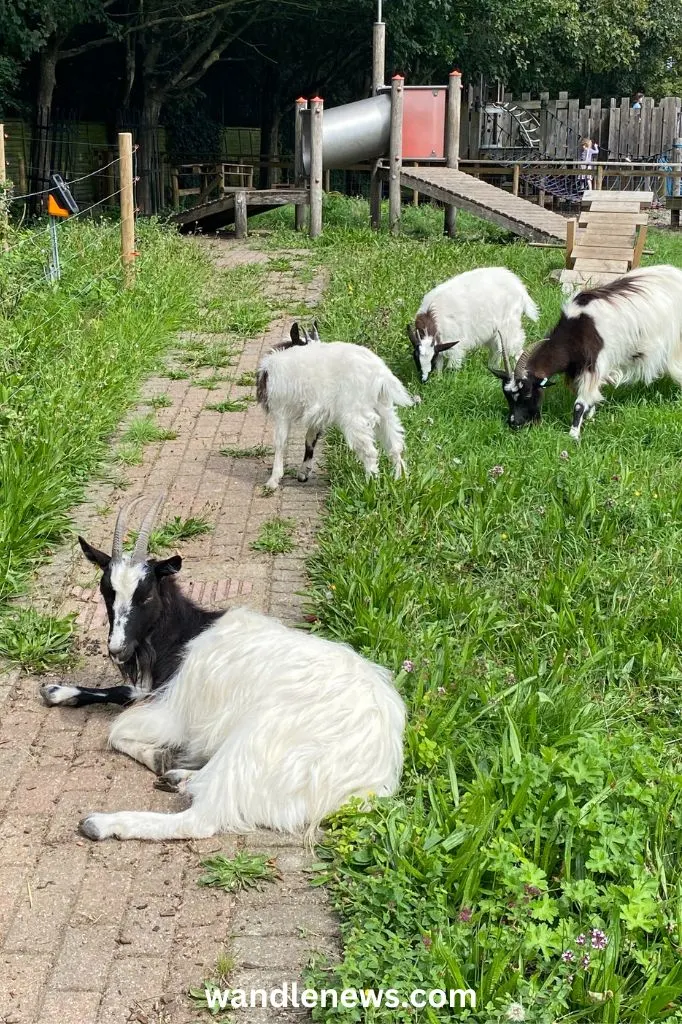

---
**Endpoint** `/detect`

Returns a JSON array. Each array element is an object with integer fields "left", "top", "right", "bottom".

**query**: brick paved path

[{"left": 0, "top": 239, "right": 339, "bottom": 1024}]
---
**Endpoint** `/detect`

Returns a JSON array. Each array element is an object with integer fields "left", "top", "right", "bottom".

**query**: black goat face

[
  {"left": 79, "top": 537, "right": 181, "bottom": 664},
  {"left": 489, "top": 369, "right": 553, "bottom": 429}
]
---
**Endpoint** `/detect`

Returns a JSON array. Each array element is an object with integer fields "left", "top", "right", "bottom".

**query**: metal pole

[
  {"left": 389, "top": 75, "right": 404, "bottom": 236},
  {"left": 372, "top": 21, "right": 386, "bottom": 95},
  {"left": 444, "top": 70, "right": 462, "bottom": 237},
  {"left": 48, "top": 216, "right": 60, "bottom": 282},
  {"left": 309, "top": 97, "right": 324, "bottom": 238},
  {"left": 675, "top": 138, "right": 682, "bottom": 197},
  {"left": 294, "top": 98, "right": 308, "bottom": 232}
]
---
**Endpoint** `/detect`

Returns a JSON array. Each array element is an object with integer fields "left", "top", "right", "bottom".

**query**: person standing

[{"left": 579, "top": 136, "right": 599, "bottom": 190}]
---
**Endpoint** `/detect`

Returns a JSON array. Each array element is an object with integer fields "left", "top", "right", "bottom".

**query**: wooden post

[
  {"left": 234, "top": 191, "right": 247, "bottom": 239},
  {"left": 565, "top": 217, "right": 576, "bottom": 268},
  {"left": 369, "top": 159, "right": 382, "bottom": 230},
  {"left": 538, "top": 187, "right": 545, "bottom": 207},
  {"left": 118, "top": 132, "right": 135, "bottom": 288},
  {"left": 412, "top": 189, "right": 419, "bottom": 206},
  {"left": 389, "top": 75, "right": 404, "bottom": 236},
  {"left": 324, "top": 168, "right": 331, "bottom": 191},
  {"left": 512, "top": 163, "right": 520, "bottom": 196},
  {"left": 0, "top": 124, "right": 7, "bottom": 250},
  {"left": 596, "top": 163, "right": 604, "bottom": 190},
  {"left": 294, "top": 98, "right": 308, "bottom": 232},
  {"left": 444, "top": 70, "right": 462, "bottom": 237},
  {"left": 309, "top": 97, "right": 324, "bottom": 238},
  {"left": 372, "top": 0, "right": 385, "bottom": 94},
  {"left": 171, "top": 169, "right": 179, "bottom": 210}
]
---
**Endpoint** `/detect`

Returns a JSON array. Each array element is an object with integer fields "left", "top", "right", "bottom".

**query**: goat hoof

[
  {"left": 296, "top": 471, "right": 309, "bottom": 483},
  {"left": 79, "top": 814, "right": 106, "bottom": 841},
  {"left": 411, "top": 394, "right": 422, "bottom": 405},
  {"left": 264, "top": 478, "right": 279, "bottom": 491},
  {"left": 40, "top": 683, "right": 79, "bottom": 707},
  {"left": 152, "top": 748, "right": 173, "bottom": 776},
  {"left": 154, "top": 776, "right": 177, "bottom": 792}
]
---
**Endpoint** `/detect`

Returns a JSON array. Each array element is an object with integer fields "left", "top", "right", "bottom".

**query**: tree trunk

[
  {"left": 32, "top": 34, "right": 60, "bottom": 211},
  {"left": 138, "top": 93, "right": 163, "bottom": 214}
]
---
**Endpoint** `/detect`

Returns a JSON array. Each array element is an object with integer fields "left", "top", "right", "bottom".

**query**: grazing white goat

[
  {"left": 490, "top": 265, "right": 682, "bottom": 438},
  {"left": 257, "top": 322, "right": 419, "bottom": 490},
  {"left": 42, "top": 496, "right": 406, "bottom": 841},
  {"left": 408, "top": 266, "right": 539, "bottom": 382}
]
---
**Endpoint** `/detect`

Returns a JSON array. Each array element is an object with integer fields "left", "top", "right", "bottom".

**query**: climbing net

[{"left": 485, "top": 102, "right": 673, "bottom": 206}]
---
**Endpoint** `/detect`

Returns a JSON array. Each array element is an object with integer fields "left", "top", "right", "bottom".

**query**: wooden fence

[{"left": 461, "top": 89, "right": 682, "bottom": 162}]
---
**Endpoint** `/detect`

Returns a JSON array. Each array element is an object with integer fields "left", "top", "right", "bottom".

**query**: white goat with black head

[
  {"left": 408, "top": 266, "right": 539, "bottom": 383},
  {"left": 42, "top": 496, "right": 406, "bottom": 841},
  {"left": 490, "top": 265, "right": 682, "bottom": 438},
  {"left": 257, "top": 322, "right": 419, "bottom": 490}
]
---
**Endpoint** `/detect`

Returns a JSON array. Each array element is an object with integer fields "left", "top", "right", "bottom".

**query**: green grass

[
  {"left": 193, "top": 374, "right": 229, "bottom": 390},
  {"left": 120, "top": 414, "right": 177, "bottom": 444},
  {"left": 250, "top": 518, "right": 296, "bottom": 554},
  {"left": 0, "top": 608, "right": 76, "bottom": 671},
  {"left": 221, "top": 444, "right": 273, "bottom": 459},
  {"left": 235, "top": 370, "right": 257, "bottom": 387},
  {"left": 147, "top": 393, "right": 172, "bottom": 409},
  {"left": 198, "top": 852, "right": 280, "bottom": 892},
  {"left": 181, "top": 340, "right": 235, "bottom": 371},
  {"left": 206, "top": 397, "right": 252, "bottom": 413},
  {"left": 197, "top": 263, "right": 272, "bottom": 335},
  {"left": 247, "top": 198, "right": 682, "bottom": 1021},
  {"left": 0, "top": 219, "right": 208, "bottom": 608},
  {"left": 126, "top": 515, "right": 212, "bottom": 555},
  {"left": 162, "top": 367, "right": 190, "bottom": 380}
]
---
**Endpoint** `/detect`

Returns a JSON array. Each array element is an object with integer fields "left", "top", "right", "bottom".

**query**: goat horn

[
  {"left": 514, "top": 350, "right": 530, "bottom": 381},
  {"left": 497, "top": 332, "right": 513, "bottom": 379},
  {"left": 131, "top": 492, "right": 167, "bottom": 563},
  {"left": 111, "top": 496, "right": 144, "bottom": 560}
]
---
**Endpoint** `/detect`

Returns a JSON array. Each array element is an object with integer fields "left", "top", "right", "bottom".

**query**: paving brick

[
  {"left": 51, "top": 924, "right": 120, "bottom": 990},
  {"left": 0, "top": 865, "right": 30, "bottom": 945},
  {"left": 0, "top": 812, "right": 50, "bottom": 867},
  {"left": 0, "top": 953, "right": 52, "bottom": 1021},
  {"left": 96, "top": 956, "right": 169, "bottom": 1024},
  {"left": 4, "top": 846, "right": 88, "bottom": 953},
  {"left": 231, "top": 899, "right": 339, "bottom": 938},
  {"left": 39, "top": 989, "right": 103, "bottom": 1024}
]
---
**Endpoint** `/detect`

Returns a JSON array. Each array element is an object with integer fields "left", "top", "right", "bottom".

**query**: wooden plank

[
  {"left": 590, "top": 98, "right": 602, "bottom": 150},
  {"left": 578, "top": 212, "right": 648, "bottom": 226},
  {"left": 618, "top": 101, "right": 630, "bottom": 161},
  {"left": 577, "top": 231, "right": 636, "bottom": 245},
  {"left": 607, "top": 104, "right": 620, "bottom": 160},
  {"left": 566, "top": 217, "right": 576, "bottom": 267},
  {"left": 640, "top": 96, "right": 653, "bottom": 156},
  {"left": 573, "top": 258, "right": 630, "bottom": 272},
  {"left": 568, "top": 98, "right": 580, "bottom": 157},
  {"left": 571, "top": 245, "right": 634, "bottom": 260},
  {"left": 582, "top": 189, "right": 653, "bottom": 204},
  {"left": 587, "top": 201, "right": 647, "bottom": 213},
  {"left": 559, "top": 269, "right": 622, "bottom": 284},
  {"left": 661, "top": 96, "right": 675, "bottom": 155},
  {"left": 650, "top": 103, "right": 663, "bottom": 157}
]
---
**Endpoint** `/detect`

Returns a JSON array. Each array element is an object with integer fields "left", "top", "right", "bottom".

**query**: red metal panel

[{"left": 402, "top": 87, "right": 446, "bottom": 160}]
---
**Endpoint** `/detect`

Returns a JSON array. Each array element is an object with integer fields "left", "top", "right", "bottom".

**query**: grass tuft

[
  {"left": 0, "top": 608, "right": 76, "bottom": 671},
  {"left": 126, "top": 516, "right": 212, "bottom": 555},
  {"left": 198, "top": 852, "right": 280, "bottom": 892},
  {"left": 221, "top": 444, "right": 273, "bottom": 459},
  {"left": 206, "top": 397, "right": 252, "bottom": 413},
  {"left": 120, "top": 414, "right": 177, "bottom": 444},
  {"left": 250, "top": 518, "right": 296, "bottom": 554}
]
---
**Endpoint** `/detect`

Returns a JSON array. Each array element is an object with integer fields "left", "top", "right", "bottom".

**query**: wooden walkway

[
  {"left": 400, "top": 166, "right": 567, "bottom": 242},
  {"left": 559, "top": 190, "right": 652, "bottom": 290},
  {"left": 171, "top": 187, "right": 308, "bottom": 235}
]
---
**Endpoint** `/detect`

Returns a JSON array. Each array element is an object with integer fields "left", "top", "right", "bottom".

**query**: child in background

[{"left": 579, "top": 137, "right": 599, "bottom": 190}]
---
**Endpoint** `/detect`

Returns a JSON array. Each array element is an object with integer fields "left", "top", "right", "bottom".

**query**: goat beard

[{"left": 113, "top": 638, "right": 156, "bottom": 687}]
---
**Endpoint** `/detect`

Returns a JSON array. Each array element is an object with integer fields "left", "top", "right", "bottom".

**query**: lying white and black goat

[
  {"left": 408, "top": 266, "right": 539, "bottom": 383},
  {"left": 42, "top": 496, "right": 406, "bottom": 841},
  {"left": 257, "top": 322, "right": 419, "bottom": 490},
  {"left": 490, "top": 265, "right": 682, "bottom": 438}
]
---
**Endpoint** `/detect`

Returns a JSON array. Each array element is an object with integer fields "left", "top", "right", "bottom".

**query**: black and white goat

[
  {"left": 41, "top": 496, "right": 406, "bottom": 841},
  {"left": 408, "top": 266, "right": 539, "bottom": 383},
  {"left": 490, "top": 265, "right": 682, "bottom": 438},
  {"left": 257, "top": 322, "right": 418, "bottom": 490}
]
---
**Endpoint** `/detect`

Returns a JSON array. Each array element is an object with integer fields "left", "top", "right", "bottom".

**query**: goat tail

[
  {"left": 523, "top": 291, "right": 540, "bottom": 322},
  {"left": 378, "top": 370, "right": 415, "bottom": 408}
]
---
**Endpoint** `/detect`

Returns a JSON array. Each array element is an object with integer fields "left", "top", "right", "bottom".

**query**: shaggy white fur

[
  {"left": 79, "top": 607, "right": 406, "bottom": 841},
  {"left": 412, "top": 266, "right": 539, "bottom": 382},
  {"left": 258, "top": 341, "right": 418, "bottom": 490}
]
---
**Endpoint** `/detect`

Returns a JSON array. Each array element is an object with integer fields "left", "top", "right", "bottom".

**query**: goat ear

[
  {"left": 435, "top": 341, "right": 458, "bottom": 353},
  {"left": 406, "top": 323, "right": 418, "bottom": 348},
  {"left": 78, "top": 536, "right": 111, "bottom": 570},
  {"left": 487, "top": 366, "right": 510, "bottom": 381},
  {"left": 290, "top": 323, "right": 301, "bottom": 345},
  {"left": 154, "top": 555, "right": 182, "bottom": 577}
]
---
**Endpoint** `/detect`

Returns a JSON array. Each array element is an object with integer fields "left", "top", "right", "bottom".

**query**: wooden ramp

[
  {"left": 400, "top": 166, "right": 567, "bottom": 242},
  {"left": 171, "top": 187, "right": 308, "bottom": 234},
  {"left": 558, "top": 190, "right": 652, "bottom": 291}
]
